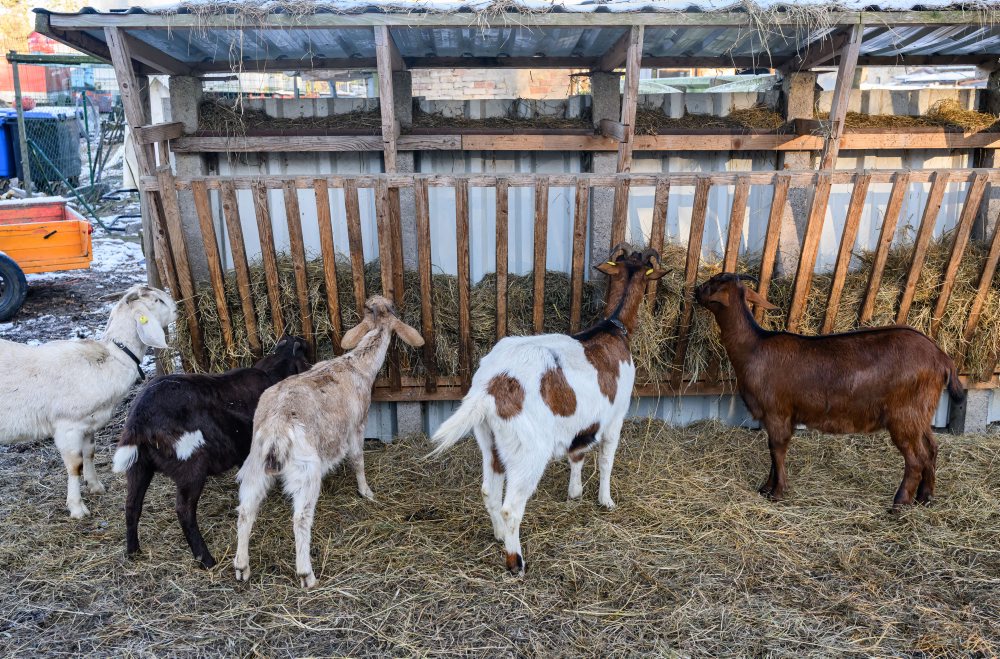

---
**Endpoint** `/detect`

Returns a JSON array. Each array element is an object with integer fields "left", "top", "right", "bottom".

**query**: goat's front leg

[
  {"left": 234, "top": 470, "right": 272, "bottom": 582},
  {"left": 597, "top": 418, "right": 624, "bottom": 509},
  {"left": 474, "top": 423, "right": 505, "bottom": 541},
  {"left": 761, "top": 417, "right": 791, "bottom": 500},
  {"left": 349, "top": 429, "right": 374, "bottom": 501},
  {"left": 54, "top": 427, "right": 88, "bottom": 518},
  {"left": 289, "top": 466, "right": 322, "bottom": 588},
  {"left": 81, "top": 434, "right": 105, "bottom": 494},
  {"left": 176, "top": 478, "right": 215, "bottom": 568}
]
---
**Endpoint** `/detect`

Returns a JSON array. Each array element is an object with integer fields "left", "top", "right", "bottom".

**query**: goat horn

[
  {"left": 607, "top": 242, "right": 631, "bottom": 262},
  {"left": 736, "top": 273, "right": 759, "bottom": 285},
  {"left": 641, "top": 247, "right": 661, "bottom": 265}
]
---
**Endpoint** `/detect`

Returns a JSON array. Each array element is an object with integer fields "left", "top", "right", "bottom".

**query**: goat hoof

[
  {"left": 358, "top": 487, "right": 375, "bottom": 501},
  {"left": 68, "top": 504, "right": 90, "bottom": 519},
  {"left": 567, "top": 488, "right": 583, "bottom": 501},
  {"left": 299, "top": 572, "right": 317, "bottom": 589},
  {"left": 234, "top": 564, "right": 250, "bottom": 582},
  {"left": 599, "top": 498, "right": 616, "bottom": 510},
  {"left": 87, "top": 481, "right": 106, "bottom": 495},
  {"left": 199, "top": 555, "right": 217, "bottom": 570},
  {"left": 505, "top": 553, "right": 525, "bottom": 577}
]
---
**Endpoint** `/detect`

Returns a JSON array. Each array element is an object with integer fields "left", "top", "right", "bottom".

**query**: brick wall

[{"left": 411, "top": 68, "right": 585, "bottom": 100}]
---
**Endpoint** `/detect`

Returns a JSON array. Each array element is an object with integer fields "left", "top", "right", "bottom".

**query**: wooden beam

[
  {"left": 599, "top": 119, "right": 626, "bottom": 142},
  {"left": 596, "top": 28, "right": 632, "bottom": 72},
  {"left": 495, "top": 179, "right": 510, "bottom": 341},
  {"left": 819, "top": 23, "right": 863, "bottom": 170},
  {"left": 858, "top": 172, "right": 910, "bottom": 324},
  {"left": 617, "top": 25, "right": 643, "bottom": 174},
  {"left": 134, "top": 122, "right": 184, "bottom": 145},
  {"left": 781, "top": 29, "right": 850, "bottom": 74},
  {"left": 821, "top": 173, "right": 870, "bottom": 333},
  {"left": 172, "top": 135, "right": 458, "bottom": 153},
  {"left": 671, "top": 178, "right": 711, "bottom": 388},
  {"left": 374, "top": 25, "right": 400, "bottom": 173},
  {"left": 896, "top": 171, "right": 949, "bottom": 323},
  {"left": 755, "top": 175, "right": 789, "bottom": 320},
  {"left": 787, "top": 174, "right": 833, "bottom": 331},
  {"left": 121, "top": 31, "right": 193, "bottom": 75},
  {"left": 104, "top": 26, "right": 152, "bottom": 173}
]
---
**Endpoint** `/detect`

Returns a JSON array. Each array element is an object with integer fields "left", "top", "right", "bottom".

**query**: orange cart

[{"left": 0, "top": 196, "right": 92, "bottom": 321}]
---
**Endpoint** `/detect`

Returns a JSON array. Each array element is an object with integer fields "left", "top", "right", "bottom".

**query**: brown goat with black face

[
  {"left": 695, "top": 273, "right": 965, "bottom": 509},
  {"left": 114, "top": 335, "right": 312, "bottom": 568}
]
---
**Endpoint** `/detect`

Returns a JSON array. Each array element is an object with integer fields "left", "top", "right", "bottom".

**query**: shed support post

[
  {"left": 10, "top": 56, "right": 33, "bottom": 196},
  {"left": 168, "top": 75, "right": 208, "bottom": 281},
  {"left": 776, "top": 72, "right": 817, "bottom": 275},
  {"left": 975, "top": 68, "right": 1000, "bottom": 241},
  {"left": 589, "top": 72, "right": 622, "bottom": 272}
]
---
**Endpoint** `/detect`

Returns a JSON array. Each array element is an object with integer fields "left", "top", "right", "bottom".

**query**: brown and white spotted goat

[
  {"left": 695, "top": 272, "right": 966, "bottom": 509},
  {"left": 429, "top": 245, "right": 668, "bottom": 575},
  {"left": 234, "top": 297, "right": 424, "bottom": 588}
]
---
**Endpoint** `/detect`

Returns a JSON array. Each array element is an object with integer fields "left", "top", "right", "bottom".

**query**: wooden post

[
  {"left": 191, "top": 180, "right": 235, "bottom": 365},
  {"left": 897, "top": 171, "right": 949, "bottom": 323},
  {"left": 283, "top": 182, "right": 314, "bottom": 355},
  {"left": 533, "top": 177, "right": 550, "bottom": 334},
  {"left": 610, "top": 26, "right": 643, "bottom": 246},
  {"left": 819, "top": 24, "right": 863, "bottom": 171},
  {"left": 646, "top": 179, "right": 669, "bottom": 303},
  {"left": 343, "top": 180, "right": 367, "bottom": 318},
  {"left": 671, "top": 178, "right": 711, "bottom": 388},
  {"left": 250, "top": 182, "right": 284, "bottom": 336},
  {"left": 220, "top": 181, "right": 261, "bottom": 357},
  {"left": 570, "top": 180, "right": 590, "bottom": 333},
  {"left": 455, "top": 180, "right": 472, "bottom": 390},
  {"left": 313, "top": 179, "right": 343, "bottom": 353},
  {"left": 9, "top": 56, "right": 32, "bottom": 195},
  {"left": 374, "top": 26, "right": 401, "bottom": 174},
  {"left": 495, "top": 179, "right": 510, "bottom": 340},
  {"left": 414, "top": 179, "right": 438, "bottom": 393},
  {"left": 822, "top": 173, "right": 870, "bottom": 332},
  {"left": 786, "top": 174, "right": 832, "bottom": 332},
  {"left": 756, "top": 175, "right": 789, "bottom": 320},
  {"left": 859, "top": 172, "right": 910, "bottom": 324}
]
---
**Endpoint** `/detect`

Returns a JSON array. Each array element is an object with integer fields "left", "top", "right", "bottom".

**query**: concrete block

[
  {"left": 684, "top": 93, "right": 713, "bottom": 116},
  {"left": 948, "top": 388, "right": 994, "bottom": 434},
  {"left": 396, "top": 402, "right": 423, "bottom": 438},
  {"left": 590, "top": 72, "right": 622, "bottom": 127}
]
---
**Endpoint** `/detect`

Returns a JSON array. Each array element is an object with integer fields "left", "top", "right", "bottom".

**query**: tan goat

[{"left": 233, "top": 296, "right": 423, "bottom": 588}]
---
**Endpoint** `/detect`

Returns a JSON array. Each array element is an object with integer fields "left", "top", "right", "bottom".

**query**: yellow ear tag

[
  {"left": 645, "top": 268, "right": 655, "bottom": 275},
  {"left": 606, "top": 261, "right": 617, "bottom": 266},
  {"left": 139, "top": 315, "right": 149, "bottom": 325}
]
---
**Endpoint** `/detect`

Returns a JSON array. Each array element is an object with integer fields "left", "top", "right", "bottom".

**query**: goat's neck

[
  {"left": 100, "top": 307, "right": 146, "bottom": 357},
  {"left": 607, "top": 272, "right": 648, "bottom": 334},
  {"left": 336, "top": 325, "right": 392, "bottom": 383},
  {"left": 712, "top": 298, "right": 763, "bottom": 373}
]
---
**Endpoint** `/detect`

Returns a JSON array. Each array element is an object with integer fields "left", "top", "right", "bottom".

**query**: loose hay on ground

[{"left": 1, "top": 415, "right": 998, "bottom": 656}]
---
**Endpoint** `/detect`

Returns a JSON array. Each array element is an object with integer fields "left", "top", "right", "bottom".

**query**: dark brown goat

[
  {"left": 695, "top": 273, "right": 965, "bottom": 508},
  {"left": 113, "top": 336, "right": 311, "bottom": 568}
]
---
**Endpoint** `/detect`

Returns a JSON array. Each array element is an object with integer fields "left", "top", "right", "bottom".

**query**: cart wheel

[{"left": 0, "top": 252, "right": 28, "bottom": 322}]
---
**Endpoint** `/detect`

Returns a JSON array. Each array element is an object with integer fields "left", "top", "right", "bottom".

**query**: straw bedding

[
  {"left": 823, "top": 100, "right": 1000, "bottom": 132},
  {"left": 1, "top": 414, "right": 998, "bottom": 655},
  {"left": 174, "top": 232, "right": 1000, "bottom": 383},
  {"left": 635, "top": 105, "right": 787, "bottom": 135}
]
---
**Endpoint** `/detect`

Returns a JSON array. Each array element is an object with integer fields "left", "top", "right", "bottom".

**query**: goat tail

[
  {"left": 238, "top": 422, "right": 294, "bottom": 484},
  {"left": 426, "top": 392, "right": 488, "bottom": 459},
  {"left": 946, "top": 359, "right": 966, "bottom": 404},
  {"left": 112, "top": 427, "right": 143, "bottom": 473}
]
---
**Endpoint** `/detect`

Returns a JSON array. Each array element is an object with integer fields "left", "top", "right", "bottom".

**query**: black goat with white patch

[{"left": 113, "top": 336, "right": 311, "bottom": 568}]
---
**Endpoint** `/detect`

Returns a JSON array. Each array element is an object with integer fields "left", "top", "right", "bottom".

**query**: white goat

[
  {"left": 234, "top": 296, "right": 423, "bottom": 588},
  {"left": 428, "top": 246, "right": 666, "bottom": 575},
  {"left": 0, "top": 284, "right": 176, "bottom": 517}
]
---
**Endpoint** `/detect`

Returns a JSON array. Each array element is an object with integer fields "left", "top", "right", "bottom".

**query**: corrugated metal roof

[{"left": 34, "top": 1, "right": 1000, "bottom": 74}]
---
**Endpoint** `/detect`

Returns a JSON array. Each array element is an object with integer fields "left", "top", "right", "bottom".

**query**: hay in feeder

[
  {"left": 822, "top": 100, "right": 1000, "bottom": 132},
  {"left": 198, "top": 99, "right": 383, "bottom": 134},
  {"left": 635, "top": 105, "right": 786, "bottom": 135},
  {"left": 1, "top": 415, "right": 998, "bottom": 655},
  {"left": 412, "top": 102, "right": 591, "bottom": 131}
]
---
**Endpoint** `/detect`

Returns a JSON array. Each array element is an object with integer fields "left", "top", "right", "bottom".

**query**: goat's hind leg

[
  {"left": 348, "top": 429, "right": 374, "bottom": 501},
  {"left": 82, "top": 434, "right": 105, "bottom": 494},
  {"left": 916, "top": 429, "right": 938, "bottom": 506},
  {"left": 474, "top": 423, "right": 505, "bottom": 542},
  {"left": 500, "top": 459, "right": 547, "bottom": 576},
  {"left": 889, "top": 425, "right": 927, "bottom": 510},
  {"left": 125, "top": 458, "right": 154, "bottom": 556},
  {"left": 597, "top": 418, "right": 625, "bottom": 509},
  {"left": 54, "top": 427, "right": 88, "bottom": 518},
  {"left": 234, "top": 469, "right": 273, "bottom": 582},
  {"left": 760, "top": 417, "right": 791, "bottom": 500},
  {"left": 176, "top": 477, "right": 215, "bottom": 568},
  {"left": 287, "top": 464, "right": 322, "bottom": 588}
]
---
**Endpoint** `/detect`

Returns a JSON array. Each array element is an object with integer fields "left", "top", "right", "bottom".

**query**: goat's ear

[
  {"left": 392, "top": 318, "right": 425, "bottom": 348},
  {"left": 644, "top": 267, "right": 669, "bottom": 281},
  {"left": 341, "top": 317, "right": 373, "bottom": 350},
  {"left": 744, "top": 286, "right": 777, "bottom": 310},
  {"left": 135, "top": 306, "right": 168, "bottom": 349},
  {"left": 594, "top": 261, "right": 621, "bottom": 276}
]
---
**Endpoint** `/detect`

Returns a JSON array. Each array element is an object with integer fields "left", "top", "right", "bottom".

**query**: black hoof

[
  {"left": 505, "top": 552, "right": 524, "bottom": 576},
  {"left": 199, "top": 554, "right": 217, "bottom": 569}
]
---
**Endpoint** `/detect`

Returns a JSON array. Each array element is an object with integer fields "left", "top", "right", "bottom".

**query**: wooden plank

[
  {"left": 931, "top": 172, "right": 988, "bottom": 337},
  {"left": 821, "top": 173, "right": 870, "bottom": 333},
  {"left": 374, "top": 25, "right": 399, "bottom": 173},
  {"left": 533, "top": 177, "right": 550, "bottom": 334},
  {"left": 414, "top": 179, "right": 438, "bottom": 393},
  {"left": 755, "top": 175, "right": 790, "bottom": 320},
  {"left": 343, "top": 179, "right": 367, "bottom": 318},
  {"left": 787, "top": 174, "right": 833, "bottom": 332},
  {"left": 219, "top": 181, "right": 260, "bottom": 356},
  {"left": 858, "top": 172, "right": 911, "bottom": 324},
  {"left": 191, "top": 180, "right": 235, "bottom": 364},
  {"left": 495, "top": 178, "right": 509, "bottom": 341},
  {"left": 374, "top": 179, "right": 400, "bottom": 391},
  {"left": 120, "top": 30, "right": 192, "bottom": 75},
  {"left": 599, "top": 118, "right": 626, "bottom": 142},
  {"left": 963, "top": 207, "right": 1000, "bottom": 346},
  {"left": 389, "top": 187, "right": 405, "bottom": 306},
  {"left": 134, "top": 121, "right": 184, "bottom": 145},
  {"left": 283, "top": 181, "right": 314, "bottom": 353},
  {"left": 611, "top": 178, "right": 630, "bottom": 247},
  {"left": 671, "top": 178, "right": 711, "bottom": 388},
  {"left": 103, "top": 27, "right": 152, "bottom": 172},
  {"left": 250, "top": 181, "right": 284, "bottom": 336},
  {"left": 455, "top": 180, "right": 473, "bottom": 390},
  {"left": 617, "top": 26, "right": 643, "bottom": 174},
  {"left": 819, "top": 23, "right": 863, "bottom": 170},
  {"left": 646, "top": 179, "right": 670, "bottom": 303},
  {"left": 722, "top": 178, "right": 749, "bottom": 272},
  {"left": 781, "top": 28, "right": 851, "bottom": 73},
  {"left": 897, "top": 171, "right": 949, "bottom": 323},
  {"left": 155, "top": 167, "right": 205, "bottom": 368},
  {"left": 172, "top": 135, "right": 460, "bottom": 153},
  {"left": 313, "top": 179, "right": 343, "bottom": 354},
  {"left": 570, "top": 180, "right": 590, "bottom": 333},
  {"left": 156, "top": 140, "right": 169, "bottom": 167},
  {"left": 596, "top": 27, "right": 632, "bottom": 71}
]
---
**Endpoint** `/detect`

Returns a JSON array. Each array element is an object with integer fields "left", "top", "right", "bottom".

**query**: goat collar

[
  {"left": 609, "top": 317, "right": 628, "bottom": 337},
  {"left": 113, "top": 340, "right": 146, "bottom": 381}
]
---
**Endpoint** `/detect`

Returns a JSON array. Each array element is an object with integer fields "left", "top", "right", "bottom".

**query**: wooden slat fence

[{"left": 144, "top": 168, "right": 1000, "bottom": 400}]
